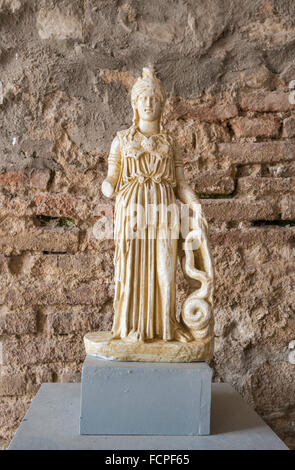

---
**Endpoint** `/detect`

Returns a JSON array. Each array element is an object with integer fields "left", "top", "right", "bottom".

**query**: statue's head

[{"left": 131, "top": 66, "right": 166, "bottom": 128}]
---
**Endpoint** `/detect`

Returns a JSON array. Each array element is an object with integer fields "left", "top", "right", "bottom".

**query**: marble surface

[
  {"left": 95, "top": 66, "right": 214, "bottom": 361},
  {"left": 84, "top": 332, "right": 213, "bottom": 362}
]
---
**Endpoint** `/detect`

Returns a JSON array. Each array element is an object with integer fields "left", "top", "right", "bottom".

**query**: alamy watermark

[{"left": 93, "top": 202, "right": 202, "bottom": 250}]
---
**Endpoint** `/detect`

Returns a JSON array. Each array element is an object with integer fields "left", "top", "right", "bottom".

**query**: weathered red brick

[
  {"left": 47, "top": 305, "right": 111, "bottom": 335},
  {"left": 0, "top": 168, "right": 51, "bottom": 194},
  {"left": 250, "top": 362, "right": 295, "bottom": 413},
  {"left": 0, "top": 366, "right": 54, "bottom": 397},
  {"left": 9, "top": 252, "right": 113, "bottom": 285},
  {"left": 80, "top": 229, "right": 116, "bottom": 252},
  {"left": 202, "top": 198, "right": 279, "bottom": 221},
  {"left": 0, "top": 373, "right": 27, "bottom": 397},
  {"left": 218, "top": 142, "right": 295, "bottom": 164},
  {"left": 0, "top": 437, "right": 10, "bottom": 449},
  {"left": 29, "top": 169, "right": 51, "bottom": 190},
  {"left": 0, "top": 170, "right": 27, "bottom": 191},
  {"left": 0, "top": 255, "right": 9, "bottom": 274},
  {"left": 0, "top": 308, "right": 37, "bottom": 335},
  {"left": 33, "top": 193, "right": 90, "bottom": 219},
  {"left": 172, "top": 102, "right": 238, "bottom": 121},
  {"left": 26, "top": 367, "right": 54, "bottom": 395},
  {"left": 241, "top": 65, "right": 276, "bottom": 90},
  {"left": 0, "top": 194, "right": 29, "bottom": 217},
  {"left": 47, "top": 311, "right": 93, "bottom": 335},
  {"left": 51, "top": 167, "right": 104, "bottom": 196},
  {"left": 210, "top": 226, "right": 295, "bottom": 248},
  {"left": 265, "top": 408, "right": 295, "bottom": 451},
  {"left": 282, "top": 116, "right": 295, "bottom": 138},
  {"left": 0, "top": 227, "right": 79, "bottom": 255},
  {"left": 267, "top": 162, "right": 295, "bottom": 178},
  {"left": 194, "top": 170, "right": 235, "bottom": 195},
  {"left": 2, "top": 335, "right": 85, "bottom": 365},
  {"left": 56, "top": 252, "right": 107, "bottom": 273},
  {"left": 240, "top": 91, "right": 292, "bottom": 112},
  {"left": 3, "top": 282, "right": 65, "bottom": 306},
  {"left": 3, "top": 280, "right": 111, "bottom": 307},
  {"left": 65, "top": 282, "right": 111, "bottom": 305},
  {"left": 280, "top": 63, "right": 295, "bottom": 86},
  {"left": 237, "top": 164, "right": 263, "bottom": 177},
  {"left": 0, "top": 398, "right": 31, "bottom": 428},
  {"left": 231, "top": 116, "right": 281, "bottom": 138},
  {"left": 237, "top": 177, "right": 293, "bottom": 197},
  {"left": 281, "top": 197, "right": 295, "bottom": 220}
]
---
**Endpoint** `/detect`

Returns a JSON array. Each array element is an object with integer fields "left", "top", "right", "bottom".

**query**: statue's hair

[{"left": 130, "top": 67, "right": 166, "bottom": 130}]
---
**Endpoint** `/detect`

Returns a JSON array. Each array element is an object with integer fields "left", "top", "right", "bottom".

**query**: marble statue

[{"left": 84, "top": 67, "right": 214, "bottom": 362}]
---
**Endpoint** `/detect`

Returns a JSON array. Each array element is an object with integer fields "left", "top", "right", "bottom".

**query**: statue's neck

[{"left": 138, "top": 119, "right": 160, "bottom": 136}]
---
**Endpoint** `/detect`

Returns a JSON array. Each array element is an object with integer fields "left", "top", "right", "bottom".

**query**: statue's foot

[
  {"left": 174, "top": 326, "right": 194, "bottom": 343},
  {"left": 111, "top": 330, "right": 143, "bottom": 342},
  {"left": 112, "top": 329, "right": 194, "bottom": 343},
  {"left": 111, "top": 332, "right": 120, "bottom": 340},
  {"left": 124, "top": 330, "right": 145, "bottom": 343}
]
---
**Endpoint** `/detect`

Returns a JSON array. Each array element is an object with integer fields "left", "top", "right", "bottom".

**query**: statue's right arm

[{"left": 101, "top": 136, "right": 121, "bottom": 198}]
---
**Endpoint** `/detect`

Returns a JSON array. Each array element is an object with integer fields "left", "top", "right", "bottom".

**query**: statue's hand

[{"left": 102, "top": 178, "right": 115, "bottom": 198}]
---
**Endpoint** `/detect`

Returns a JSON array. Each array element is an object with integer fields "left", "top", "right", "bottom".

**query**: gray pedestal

[
  {"left": 80, "top": 356, "right": 212, "bottom": 436},
  {"left": 8, "top": 383, "right": 288, "bottom": 450}
]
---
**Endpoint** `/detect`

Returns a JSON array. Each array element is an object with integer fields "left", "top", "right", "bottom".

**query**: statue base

[
  {"left": 80, "top": 355, "right": 212, "bottom": 435},
  {"left": 84, "top": 331, "right": 213, "bottom": 362}
]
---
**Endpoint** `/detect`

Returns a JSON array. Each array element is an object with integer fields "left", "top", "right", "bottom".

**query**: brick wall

[
  {"left": 0, "top": 0, "right": 295, "bottom": 450},
  {"left": 168, "top": 89, "right": 295, "bottom": 448}
]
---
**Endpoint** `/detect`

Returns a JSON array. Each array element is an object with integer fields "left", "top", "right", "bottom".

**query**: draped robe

[{"left": 112, "top": 127, "right": 183, "bottom": 341}]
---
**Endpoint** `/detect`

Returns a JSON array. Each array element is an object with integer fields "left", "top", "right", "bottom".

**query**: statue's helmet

[{"left": 131, "top": 67, "right": 166, "bottom": 126}]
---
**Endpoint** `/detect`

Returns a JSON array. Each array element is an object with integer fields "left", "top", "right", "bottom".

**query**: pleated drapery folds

[{"left": 112, "top": 127, "right": 183, "bottom": 341}]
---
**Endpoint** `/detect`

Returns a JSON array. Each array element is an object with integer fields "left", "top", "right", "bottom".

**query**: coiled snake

[{"left": 181, "top": 213, "right": 214, "bottom": 339}]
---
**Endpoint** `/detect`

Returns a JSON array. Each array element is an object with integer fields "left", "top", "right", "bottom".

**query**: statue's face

[{"left": 136, "top": 90, "right": 162, "bottom": 122}]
